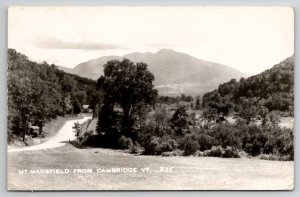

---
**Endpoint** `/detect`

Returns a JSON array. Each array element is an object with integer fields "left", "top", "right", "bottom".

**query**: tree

[
  {"left": 152, "top": 107, "right": 169, "bottom": 136},
  {"left": 9, "top": 75, "right": 34, "bottom": 141},
  {"left": 238, "top": 97, "right": 258, "bottom": 125},
  {"left": 202, "top": 100, "right": 232, "bottom": 127},
  {"left": 195, "top": 98, "right": 201, "bottom": 110},
  {"left": 31, "top": 83, "right": 52, "bottom": 135},
  {"left": 97, "top": 59, "right": 158, "bottom": 139},
  {"left": 171, "top": 106, "right": 189, "bottom": 136},
  {"left": 88, "top": 90, "right": 104, "bottom": 119},
  {"left": 74, "top": 91, "right": 87, "bottom": 106},
  {"left": 72, "top": 99, "right": 81, "bottom": 114}
]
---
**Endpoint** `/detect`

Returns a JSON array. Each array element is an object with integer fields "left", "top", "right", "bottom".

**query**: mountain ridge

[{"left": 58, "top": 49, "right": 247, "bottom": 96}]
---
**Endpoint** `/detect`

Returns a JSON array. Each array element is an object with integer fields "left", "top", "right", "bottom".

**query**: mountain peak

[
  {"left": 157, "top": 48, "right": 176, "bottom": 53},
  {"left": 65, "top": 49, "right": 245, "bottom": 96}
]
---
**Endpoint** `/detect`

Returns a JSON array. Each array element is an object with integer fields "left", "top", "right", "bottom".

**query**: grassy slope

[{"left": 7, "top": 144, "right": 293, "bottom": 190}]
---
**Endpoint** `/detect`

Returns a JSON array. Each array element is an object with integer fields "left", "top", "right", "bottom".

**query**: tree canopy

[
  {"left": 202, "top": 56, "right": 294, "bottom": 121},
  {"left": 97, "top": 59, "right": 158, "bottom": 143}
]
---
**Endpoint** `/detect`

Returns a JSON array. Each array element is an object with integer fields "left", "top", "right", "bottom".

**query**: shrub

[
  {"left": 159, "top": 137, "right": 178, "bottom": 153},
  {"left": 259, "top": 154, "right": 280, "bottom": 161},
  {"left": 194, "top": 150, "right": 204, "bottom": 157},
  {"left": 204, "top": 146, "right": 224, "bottom": 157},
  {"left": 222, "top": 146, "right": 240, "bottom": 158},
  {"left": 242, "top": 125, "right": 264, "bottom": 156},
  {"left": 143, "top": 136, "right": 178, "bottom": 155},
  {"left": 162, "top": 150, "right": 184, "bottom": 157},
  {"left": 181, "top": 134, "right": 200, "bottom": 156},
  {"left": 78, "top": 130, "right": 94, "bottom": 144},
  {"left": 263, "top": 140, "right": 274, "bottom": 154},
  {"left": 244, "top": 140, "right": 262, "bottom": 156},
  {"left": 198, "top": 133, "right": 214, "bottom": 151},
  {"left": 210, "top": 124, "right": 241, "bottom": 148},
  {"left": 130, "top": 142, "right": 144, "bottom": 154},
  {"left": 118, "top": 135, "right": 133, "bottom": 150},
  {"left": 274, "top": 128, "right": 293, "bottom": 160}
]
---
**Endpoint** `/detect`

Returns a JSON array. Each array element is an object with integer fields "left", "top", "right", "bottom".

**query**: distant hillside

[
  {"left": 59, "top": 49, "right": 246, "bottom": 96},
  {"left": 202, "top": 55, "right": 294, "bottom": 113}
]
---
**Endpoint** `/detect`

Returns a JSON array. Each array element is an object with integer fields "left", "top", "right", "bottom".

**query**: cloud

[{"left": 35, "top": 37, "right": 128, "bottom": 50}]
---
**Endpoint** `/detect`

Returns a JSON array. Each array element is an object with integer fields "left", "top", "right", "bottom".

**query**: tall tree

[
  {"left": 171, "top": 106, "right": 189, "bottom": 136},
  {"left": 97, "top": 59, "right": 157, "bottom": 139}
]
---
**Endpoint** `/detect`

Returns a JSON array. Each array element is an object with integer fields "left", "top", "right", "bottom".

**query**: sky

[{"left": 8, "top": 6, "right": 294, "bottom": 75}]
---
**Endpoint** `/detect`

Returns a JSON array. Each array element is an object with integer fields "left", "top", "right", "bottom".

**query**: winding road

[{"left": 8, "top": 116, "right": 91, "bottom": 153}]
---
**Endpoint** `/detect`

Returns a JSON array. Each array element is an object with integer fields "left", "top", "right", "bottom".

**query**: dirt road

[{"left": 8, "top": 116, "right": 91, "bottom": 153}]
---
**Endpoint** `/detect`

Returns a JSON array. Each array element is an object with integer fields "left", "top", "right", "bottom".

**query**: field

[{"left": 7, "top": 144, "right": 293, "bottom": 190}]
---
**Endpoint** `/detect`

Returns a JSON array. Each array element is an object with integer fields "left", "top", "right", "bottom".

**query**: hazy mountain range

[{"left": 58, "top": 49, "right": 246, "bottom": 96}]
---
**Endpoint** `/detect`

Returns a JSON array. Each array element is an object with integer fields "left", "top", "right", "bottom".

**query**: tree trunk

[
  {"left": 39, "top": 124, "right": 44, "bottom": 135},
  {"left": 22, "top": 129, "right": 26, "bottom": 142},
  {"left": 122, "top": 104, "right": 133, "bottom": 136},
  {"left": 92, "top": 107, "right": 96, "bottom": 119},
  {"left": 22, "top": 122, "right": 28, "bottom": 142}
]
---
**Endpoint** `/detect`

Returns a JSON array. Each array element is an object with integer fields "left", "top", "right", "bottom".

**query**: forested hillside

[
  {"left": 202, "top": 56, "right": 294, "bottom": 117},
  {"left": 7, "top": 49, "right": 98, "bottom": 142}
]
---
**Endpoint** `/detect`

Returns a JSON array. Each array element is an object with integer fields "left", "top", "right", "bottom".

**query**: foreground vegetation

[{"left": 78, "top": 106, "right": 293, "bottom": 160}]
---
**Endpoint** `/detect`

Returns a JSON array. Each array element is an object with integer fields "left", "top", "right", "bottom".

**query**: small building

[{"left": 82, "top": 105, "right": 92, "bottom": 113}]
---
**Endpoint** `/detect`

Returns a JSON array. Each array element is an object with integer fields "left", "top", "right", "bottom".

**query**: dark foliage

[
  {"left": 7, "top": 49, "right": 98, "bottom": 142},
  {"left": 96, "top": 59, "right": 158, "bottom": 147},
  {"left": 202, "top": 56, "right": 294, "bottom": 119},
  {"left": 118, "top": 136, "right": 133, "bottom": 150},
  {"left": 170, "top": 106, "right": 189, "bottom": 136},
  {"left": 180, "top": 134, "right": 200, "bottom": 156}
]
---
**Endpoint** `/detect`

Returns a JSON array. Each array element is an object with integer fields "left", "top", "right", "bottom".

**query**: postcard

[{"left": 7, "top": 6, "right": 294, "bottom": 190}]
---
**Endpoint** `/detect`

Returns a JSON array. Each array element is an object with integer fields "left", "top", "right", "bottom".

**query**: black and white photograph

[{"left": 7, "top": 6, "right": 294, "bottom": 190}]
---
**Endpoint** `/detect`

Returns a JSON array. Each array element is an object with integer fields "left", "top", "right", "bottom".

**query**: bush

[
  {"left": 78, "top": 130, "right": 94, "bottom": 144},
  {"left": 274, "top": 128, "right": 293, "bottom": 159},
  {"left": 143, "top": 136, "right": 178, "bottom": 155},
  {"left": 242, "top": 125, "right": 264, "bottom": 156},
  {"left": 118, "top": 136, "right": 133, "bottom": 150},
  {"left": 198, "top": 133, "right": 214, "bottom": 151},
  {"left": 204, "top": 146, "right": 224, "bottom": 157},
  {"left": 181, "top": 135, "right": 200, "bottom": 156},
  {"left": 193, "top": 150, "right": 204, "bottom": 157},
  {"left": 259, "top": 154, "right": 280, "bottom": 161},
  {"left": 222, "top": 146, "right": 239, "bottom": 158},
  {"left": 159, "top": 137, "right": 178, "bottom": 153},
  {"left": 147, "top": 136, "right": 161, "bottom": 155},
  {"left": 244, "top": 140, "right": 262, "bottom": 156},
  {"left": 162, "top": 150, "right": 184, "bottom": 157},
  {"left": 263, "top": 140, "right": 274, "bottom": 154},
  {"left": 241, "top": 125, "right": 293, "bottom": 159},
  {"left": 130, "top": 142, "right": 144, "bottom": 154},
  {"left": 210, "top": 124, "right": 241, "bottom": 148},
  {"left": 202, "top": 146, "right": 239, "bottom": 158}
]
